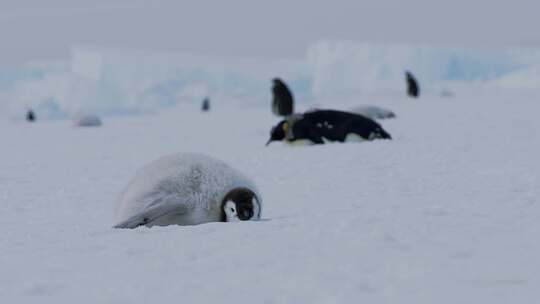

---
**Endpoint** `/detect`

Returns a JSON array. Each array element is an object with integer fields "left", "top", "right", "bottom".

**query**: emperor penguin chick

[{"left": 114, "top": 153, "right": 262, "bottom": 228}]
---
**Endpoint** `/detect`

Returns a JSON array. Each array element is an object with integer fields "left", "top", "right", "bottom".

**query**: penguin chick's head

[
  {"left": 266, "top": 120, "right": 287, "bottom": 146},
  {"left": 222, "top": 188, "right": 261, "bottom": 222}
]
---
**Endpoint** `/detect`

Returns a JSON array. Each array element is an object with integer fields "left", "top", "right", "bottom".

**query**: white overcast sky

[{"left": 0, "top": 0, "right": 538, "bottom": 66}]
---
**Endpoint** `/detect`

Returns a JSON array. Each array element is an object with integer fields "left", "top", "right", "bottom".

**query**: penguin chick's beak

[{"left": 265, "top": 138, "right": 273, "bottom": 146}]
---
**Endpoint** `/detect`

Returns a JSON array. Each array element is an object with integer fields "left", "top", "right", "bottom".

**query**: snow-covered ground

[{"left": 1, "top": 88, "right": 539, "bottom": 303}]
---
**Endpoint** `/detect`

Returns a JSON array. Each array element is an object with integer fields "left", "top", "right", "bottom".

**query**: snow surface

[{"left": 1, "top": 88, "right": 539, "bottom": 303}]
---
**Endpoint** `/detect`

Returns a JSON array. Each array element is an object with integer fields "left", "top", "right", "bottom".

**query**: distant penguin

[
  {"left": 266, "top": 109, "right": 391, "bottom": 146},
  {"left": 73, "top": 114, "right": 102, "bottom": 127},
  {"left": 202, "top": 97, "right": 210, "bottom": 112},
  {"left": 440, "top": 89, "right": 454, "bottom": 98},
  {"left": 114, "top": 153, "right": 262, "bottom": 228},
  {"left": 26, "top": 110, "right": 36, "bottom": 122},
  {"left": 271, "top": 78, "right": 294, "bottom": 116},
  {"left": 350, "top": 105, "right": 396, "bottom": 120},
  {"left": 405, "top": 71, "right": 420, "bottom": 98}
]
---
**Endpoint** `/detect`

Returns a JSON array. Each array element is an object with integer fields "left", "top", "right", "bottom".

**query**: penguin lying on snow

[
  {"left": 73, "top": 114, "right": 102, "bottom": 127},
  {"left": 350, "top": 105, "right": 396, "bottom": 120},
  {"left": 114, "top": 153, "right": 262, "bottom": 228},
  {"left": 266, "top": 109, "right": 392, "bottom": 146}
]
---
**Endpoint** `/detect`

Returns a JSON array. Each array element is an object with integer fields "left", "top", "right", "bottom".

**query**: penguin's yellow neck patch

[{"left": 282, "top": 122, "right": 289, "bottom": 133}]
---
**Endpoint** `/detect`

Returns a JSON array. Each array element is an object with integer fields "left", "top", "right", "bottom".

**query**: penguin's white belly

[
  {"left": 344, "top": 133, "right": 367, "bottom": 142},
  {"left": 284, "top": 139, "right": 315, "bottom": 146}
]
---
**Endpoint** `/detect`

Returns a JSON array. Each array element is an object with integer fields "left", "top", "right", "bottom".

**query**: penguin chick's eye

[{"left": 230, "top": 207, "right": 235, "bottom": 213}]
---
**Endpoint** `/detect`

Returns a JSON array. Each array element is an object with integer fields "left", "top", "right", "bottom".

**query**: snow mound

[
  {"left": 73, "top": 114, "right": 102, "bottom": 127},
  {"left": 115, "top": 153, "right": 261, "bottom": 227},
  {"left": 490, "top": 65, "right": 540, "bottom": 89},
  {"left": 307, "top": 41, "right": 540, "bottom": 96},
  {"left": 0, "top": 47, "right": 311, "bottom": 119}
]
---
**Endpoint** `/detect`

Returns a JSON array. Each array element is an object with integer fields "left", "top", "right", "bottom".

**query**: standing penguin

[
  {"left": 266, "top": 109, "right": 391, "bottom": 146},
  {"left": 26, "top": 109, "right": 36, "bottom": 122},
  {"left": 271, "top": 78, "right": 294, "bottom": 116},
  {"left": 114, "top": 153, "right": 262, "bottom": 228},
  {"left": 405, "top": 71, "right": 420, "bottom": 98},
  {"left": 202, "top": 97, "right": 210, "bottom": 112}
]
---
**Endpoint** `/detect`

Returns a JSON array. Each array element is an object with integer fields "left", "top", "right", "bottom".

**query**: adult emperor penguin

[
  {"left": 114, "top": 153, "right": 262, "bottom": 228},
  {"left": 266, "top": 109, "right": 392, "bottom": 146},
  {"left": 26, "top": 109, "right": 36, "bottom": 122},
  {"left": 201, "top": 97, "right": 210, "bottom": 112},
  {"left": 406, "top": 71, "right": 420, "bottom": 98},
  {"left": 271, "top": 78, "right": 294, "bottom": 116}
]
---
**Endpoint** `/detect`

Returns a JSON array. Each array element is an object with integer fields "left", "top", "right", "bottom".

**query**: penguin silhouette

[
  {"left": 271, "top": 78, "right": 294, "bottom": 116},
  {"left": 26, "top": 110, "right": 36, "bottom": 122},
  {"left": 406, "top": 71, "right": 420, "bottom": 98},
  {"left": 202, "top": 97, "right": 210, "bottom": 112}
]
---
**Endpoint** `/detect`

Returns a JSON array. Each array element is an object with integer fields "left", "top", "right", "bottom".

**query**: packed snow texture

[
  {"left": 2, "top": 42, "right": 540, "bottom": 119},
  {"left": 115, "top": 153, "right": 261, "bottom": 227},
  {"left": 1, "top": 88, "right": 539, "bottom": 303}
]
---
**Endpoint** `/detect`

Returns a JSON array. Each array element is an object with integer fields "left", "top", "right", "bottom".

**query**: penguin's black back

[
  {"left": 202, "top": 98, "right": 210, "bottom": 112},
  {"left": 406, "top": 71, "right": 419, "bottom": 98},
  {"left": 272, "top": 78, "right": 294, "bottom": 116},
  {"left": 297, "top": 110, "right": 391, "bottom": 142}
]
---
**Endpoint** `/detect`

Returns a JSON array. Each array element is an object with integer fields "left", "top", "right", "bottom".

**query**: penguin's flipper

[
  {"left": 372, "top": 127, "right": 392, "bottom": 140},
  {"left": 114, "top": 196, "right": 190, "bottom": 229},
  {"left": 272, "top": 79, "right": 294, "bottom": 116}
]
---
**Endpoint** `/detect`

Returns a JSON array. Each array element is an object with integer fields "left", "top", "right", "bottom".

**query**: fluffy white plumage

[
  {"left": 114, "top": 153, "right": 261, "bottom": 228},
  {"left": 350, "top": 105, "right": 396, "bottom": 120}
]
